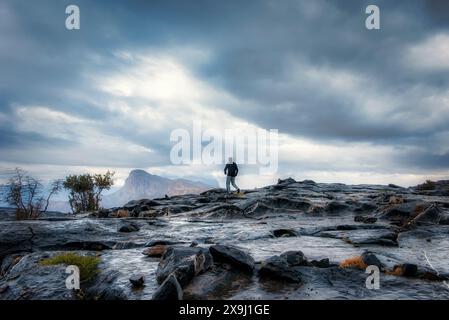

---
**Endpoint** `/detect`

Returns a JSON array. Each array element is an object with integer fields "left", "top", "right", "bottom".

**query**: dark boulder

[
  {"left": 361, "top": 251, "right": 383, "bottom": 269},
  {"left": 123, "top": 200, "right": 140, "bottom": 211},
  {"left": 279, "top": 251, "right": 307, "bottom": 266},
  {"left": 117, "top": 221, "right": 140, "bottom": 233},
  {"left": 310, "top": 258, "right": 331, "bottom": 268},
  {"left": 131, "top": 207, "right": 142, "bottom": 217},
  {"left": 97, "top": 209, "right": 111, "bottom": 218},
  {"left": 258, "top": 256, "right": 302, "bottom": 283},
  {"left": 156, "top": 246, "right": 213, "bottom": 287},
  {"left": 272, "top": 229, "right": 298, "bottom": 238},
  {"left": 152, "top": 274, "right": 183, "bottom": 300},
  {"left": 190, "top": 241, "right": 199, "bottom": 247},
  {"left": 0, "top": 253, "right": 79, "bottom": 300},
  {"left": 209, "top": 245, "right": 255, "bottom": 273},
  {"left": 129, "top": 275, "right": 145, "bottom": 287},
  {"left": 395, "top": 264, "right": 418, "bottom": 277},
  {"left": 84, "top": 270, "right": 128, "bottom": 300}
]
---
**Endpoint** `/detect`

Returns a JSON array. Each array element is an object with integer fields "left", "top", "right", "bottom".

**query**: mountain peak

[
  {"left": 102, "top": 170, "right": 212, "bottom": 207},
  {"left": 128, "top": 169, "right": 152, "bottom": 177}
]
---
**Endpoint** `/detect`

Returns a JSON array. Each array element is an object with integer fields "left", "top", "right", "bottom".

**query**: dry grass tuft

[
  {"left": 113, "top": 209, "right": 129, "bottom": 218},
  {"left": 41, "top": 253, "right": 100, "bottom": 282},
  {"left": 339, "top": 256, "right": 367, "bottom": 269},
  {"left": 389, "top": 196, "right": 404, "bottom": 205},
  {"left": 386, "top": 266, "right": 404, "bottom": 276},
  {"left": 416, "top": 180, "right": 436, "bottom": 191}
]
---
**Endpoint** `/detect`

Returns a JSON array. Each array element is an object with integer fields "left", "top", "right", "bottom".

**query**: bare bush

[{"left": 1, "top": 168, "right": 62, "bottom": 219}]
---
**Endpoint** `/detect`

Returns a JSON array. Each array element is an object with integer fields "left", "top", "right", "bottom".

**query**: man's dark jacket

[{"left": 224, "top": 162, "right": 239, "bottom": 177}]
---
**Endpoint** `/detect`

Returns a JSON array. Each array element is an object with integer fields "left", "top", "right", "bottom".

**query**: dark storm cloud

[
  {"left": 198, "top": 0, "right": 449, "bottom": 142},
  {"left": 0, "top": 0, "right": 448, "bottom": 176}
]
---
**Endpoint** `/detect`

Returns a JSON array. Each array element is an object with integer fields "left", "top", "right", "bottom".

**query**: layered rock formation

[{"left": 1, "top": 178, "right": 449, "bottom": 300}]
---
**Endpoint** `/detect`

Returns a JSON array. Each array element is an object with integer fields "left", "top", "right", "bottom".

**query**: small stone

[
  {"left": 118, "top": 221, "right": 140, "bottom": 233},
  {"left": 311, "top": 258, "right": 330, "bottom": 268},
  {"left": 272, "top": 229, "right": 298, "bottom": 237},
  {"left": 395, "top": 264, "right": 418, "bottom": 277},
  {"left": 189, "top": 241, "right": 199, "bottom": 247},
  {"left": 142, "top": 244, "right": 167, "bottom": 257},
  {"left": 129, "top": 275, "right": 145, "bottom": 287},
  {"left": 361, "top": 251, "right": 383, "bottom": 269},
  {"left": 280, "top": 251, "right": 307, "bottom": 266}
]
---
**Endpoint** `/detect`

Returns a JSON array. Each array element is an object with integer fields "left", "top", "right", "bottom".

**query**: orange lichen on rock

[
  {"left": 339, "top": 256, "right": 367, "bottom": 270},
  {"left": 386, "top": 266, "right": 404, "bottom": 276},
  {"left": 116, "top": 209, "right": 130, "bottom": 218},
  {"left": 142, "top": 244, "right": 167, "bottom": 257}
]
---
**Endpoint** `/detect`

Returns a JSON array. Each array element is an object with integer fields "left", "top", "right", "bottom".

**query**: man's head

[{"left": 228, "top": 157, "right": 233, "bottom": 163}]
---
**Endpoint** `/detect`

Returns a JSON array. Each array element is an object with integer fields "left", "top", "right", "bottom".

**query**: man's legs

[
  {"left": 230, "top": 177, "right": 239, "bottom": 192},
  {"left": 226, "top": 176, "right": 231, "bottom": 193}
]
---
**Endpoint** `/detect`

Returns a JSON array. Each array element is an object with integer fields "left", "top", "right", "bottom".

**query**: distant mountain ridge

[
  {"left": 44, "top": 170, "right": 213, "bottom": 212},
  {"left": 102, "top": 169, "right": 212, "bottom": 208}
]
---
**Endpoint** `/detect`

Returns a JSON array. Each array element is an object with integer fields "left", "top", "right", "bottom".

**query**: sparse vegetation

[
  {"left": 40, "top": 252, "right": 100, "bottom": 282},
  {"left": 389, "top": 195, "right": 404, "bottom": 205},
  {"left": 416, "top": 180, "right": 436, "bottom": 191},
  {"left": 63, "top": 171, "right": 114, "bottom": 213},
  {"left": 386, "top": 266, "right": 404, "bottom": 276},
  {"left": 339, "top": 256, "right": 367, "bottom": 269},
  {"left": 413, "top": 204, "right": 427, "bottom": 216},
  {"left": 1, "top": 168, "right": 62, "bottom": 219},
  {"left": 115, "top": 209, "right": 130, "bottom": 218}
]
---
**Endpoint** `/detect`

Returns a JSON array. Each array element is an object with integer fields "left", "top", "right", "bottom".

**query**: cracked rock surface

[{"left": 1, "top": 179, "right": 449, "bottom": 299}]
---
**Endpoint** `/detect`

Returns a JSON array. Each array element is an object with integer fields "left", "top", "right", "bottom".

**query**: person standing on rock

[{"left": 224, "top": 157, "right": 240, "bottom": 193}]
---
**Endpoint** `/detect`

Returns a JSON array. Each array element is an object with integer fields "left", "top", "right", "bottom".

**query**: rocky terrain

[{"left": 1, "top": 178, "right": 449, "bottom": 300}]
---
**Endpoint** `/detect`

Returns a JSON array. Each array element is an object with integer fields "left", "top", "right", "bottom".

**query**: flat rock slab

[
  {"left": 209, "top": 245, "right": 255, "bottom": 273},
  {"left": 152, "top": 274, "right": 183, "bottom": 300},
  {"left": 315, "top": 228, "right": 398, "bottom": 246},
  {"left": 258, "top": 255, "right": 303, "bottom": 283},
  {"left": 156, "top": 246, "right": 213, "bottom": 287}
]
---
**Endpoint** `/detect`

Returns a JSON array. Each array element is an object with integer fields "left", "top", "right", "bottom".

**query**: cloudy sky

[{"left": 1, "top": 0, "right": 449, "bottom": 188}]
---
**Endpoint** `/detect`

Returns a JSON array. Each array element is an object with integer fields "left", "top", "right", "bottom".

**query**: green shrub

[
  {"left": 63, "top": 171, "right": 114, "bottom": 213},
  {"left": 40, "top": 253, "right": 100, "bottom": 282},
  {"left": 416, "top": 180, "right": 436, "bottom": 191}
]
